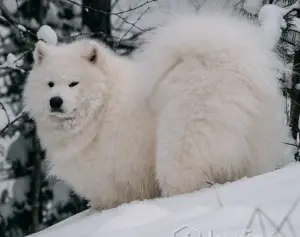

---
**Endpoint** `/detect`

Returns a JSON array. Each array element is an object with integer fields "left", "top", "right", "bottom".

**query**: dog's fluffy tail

[{"left": 134, "top": 6, "right": 284, "bottom": 93}]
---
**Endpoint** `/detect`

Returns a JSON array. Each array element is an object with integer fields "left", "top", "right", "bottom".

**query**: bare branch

[
  {"left": 113, "top": 0, "right": 157, "bottom": 14},
  {"left": 56, "top": 0, "right": 153, "bottom": 32},
  {"left": 0, "top": 106, "right": 26, "bottom": 136},
  {"left": 0, "top": 2, "right": 37, "bottom": 38},
  {"left": 114, "top": 6, "right": 150, "bottom": 49}
]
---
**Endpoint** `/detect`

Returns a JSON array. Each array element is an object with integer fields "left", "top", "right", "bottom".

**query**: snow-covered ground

[{"left": 28, "top": 162, "right": 300, "bottom": 237}]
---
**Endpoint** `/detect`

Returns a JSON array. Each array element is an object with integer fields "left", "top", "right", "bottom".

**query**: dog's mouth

[
  {"left": 51, "top": 108, "right": 64, "bottom": 113},
  {"left": 50, "top": 109, "right": 76, "bottom": 121},
  {"left": 51, "top": 113, "right": 77, "bottom": 131}
]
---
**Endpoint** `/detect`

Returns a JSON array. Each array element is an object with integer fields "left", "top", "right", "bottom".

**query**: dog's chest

[
  {"left": 50, "top": 130, "right": 153, "bottom": 199},
  {"left": 50, "top": 142, "right": 113, "bottom": 193},
  {"left": 49, "top": 107, "right": 156, "bottom": 201}
]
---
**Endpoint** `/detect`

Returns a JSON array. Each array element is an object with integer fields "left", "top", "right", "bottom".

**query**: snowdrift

[{"left": 28, "top": 163, "right": 300, "bottom": 237}]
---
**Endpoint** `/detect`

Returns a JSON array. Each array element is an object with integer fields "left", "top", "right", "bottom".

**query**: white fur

[
  {"left": 23, "top": 8, "right": 293, "bottom": 209},
  {"left": 24, "top": 40, "right": 159, "bottom": 210},
  {"left": 135, "top": 9, "right": 294, "bottom": 196}
]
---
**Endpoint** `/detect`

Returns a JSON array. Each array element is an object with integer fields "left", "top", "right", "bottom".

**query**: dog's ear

[
  {"left": 87, "top": 47, "right": 98, "bottom": 64},
  {"left": 82, "top": 41, "right": 99, "bottom": 64},
  {"left": 33, "top": 41, "right": 49, "bottom": 65}
]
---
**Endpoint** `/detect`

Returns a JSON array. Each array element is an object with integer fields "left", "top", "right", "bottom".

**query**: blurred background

[{"left": 0, "top": 0, "right": 299, "bottom": 236}]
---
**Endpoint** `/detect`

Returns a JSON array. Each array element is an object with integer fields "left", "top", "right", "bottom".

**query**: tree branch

[{"left": 56, "top": 0, "right": 154, "bottom": 32}]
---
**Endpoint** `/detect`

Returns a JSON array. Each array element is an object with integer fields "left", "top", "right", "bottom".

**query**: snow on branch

[
  {"left": 243, "top": 0, "right": 264, "bottom": 15},
  {"left": 0, "top": 101, "right": 25, "bottom": 136},
  {"left": 0, "top": 1, "right": 37, "bottom": 37},
  {"left": 258, "top": 0, "right": 300, "bottom": 47},
  {"left": 0, "top": 53, "right": 25, "bottom": 73},
  {"left": 37, "top": 25, "right": 58, "bottom": 45}
]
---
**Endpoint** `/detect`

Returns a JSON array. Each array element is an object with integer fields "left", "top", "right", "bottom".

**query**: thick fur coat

[
  {"left": 134, "top": 11, "right": 293, "bottom": 196},
  {"left": 23, "top": 8, "right": 293, "bottom": 209}
]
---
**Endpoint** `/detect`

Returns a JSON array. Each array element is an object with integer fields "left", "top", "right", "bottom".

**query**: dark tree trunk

[
  {"left": 289, "top": 49, "right": 300, "bottom": 141},
  {"left": 289, "top": 10, "right": 300, "bottom": 145},
  {"left": 288, "top": 10, "right": 300, "bottom": 161},
  {"left": 31, "top": 130, "right": 42, "bottom": 233},
  {"left": 23, "top": 0, "right": 47, "bottom": 233},
  {"left": 82, "top": 0, "right": 111, "bottom": 39}
]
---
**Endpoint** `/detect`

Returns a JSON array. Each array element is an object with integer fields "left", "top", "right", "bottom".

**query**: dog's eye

[
  {"left": 48, "top": 81, "right": 54, "bottom": 88},
  {"left": 69, "top": 82, "right": 79, "bottom": 88}
]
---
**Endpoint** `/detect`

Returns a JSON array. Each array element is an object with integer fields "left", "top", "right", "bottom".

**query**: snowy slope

[{"left": 28, "top": 163, "right": 300, "bottom": 237}]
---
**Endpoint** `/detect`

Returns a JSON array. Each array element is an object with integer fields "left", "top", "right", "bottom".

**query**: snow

[
  {"left": 291, "top": 18, "right": 300, "bottom": 32},
  {"left": 258, "top": 1, "right": 300, "bottom": 48},
  {"left": 0, "top": 52, "right": 25, "bottom": 73},
  {"left": 37, "top": 25, "right": 58, "bottom": 45},
  {"left": 243, "top": 0, "right": 264, "bottom": 15},
  {"left": 28, "top": 163, "right": 300, "bottom": 237},
  {"left": 0, "top": 53, "right": 17, "bottom": 70},
  {"left": 0, "top": 106, "right": 8, "bottom": 131},
  {"left": 258, "top": 4, "right": 287, "bottom": 47},
  {"left": 5, "top": 53, "right": 17, "bottom": 68},
  {"left": 17, "top": 24, "right": 27, "bottom": 32}
]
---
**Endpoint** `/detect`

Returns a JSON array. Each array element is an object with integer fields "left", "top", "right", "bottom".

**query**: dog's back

[{"left": 135, "top": 8, "right": 293, "bottom": 196}]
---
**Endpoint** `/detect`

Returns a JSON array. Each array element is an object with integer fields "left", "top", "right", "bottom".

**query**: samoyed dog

[
  {"left": 23, "top": 40, "right": 159, "bottom": 209},
  {"left": 23, "top": 8, "right": 293, "bottom": 209}
]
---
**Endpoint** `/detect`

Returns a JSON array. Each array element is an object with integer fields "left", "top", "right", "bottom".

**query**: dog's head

[{"left": 23, "top": 40, "right": 111, "bottom": 133}]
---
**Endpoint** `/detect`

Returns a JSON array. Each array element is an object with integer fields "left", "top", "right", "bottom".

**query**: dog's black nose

[{"left": 50, "top": 96, "right": 63, "bottom": 110}]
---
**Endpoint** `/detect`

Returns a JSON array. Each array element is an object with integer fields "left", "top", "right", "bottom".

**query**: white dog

[
  {"left": 23, "top": 8, "right": 293, "bottom": 209},
  {"left": 23, "top": 40, "right": 160, "bottom": 210}
]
